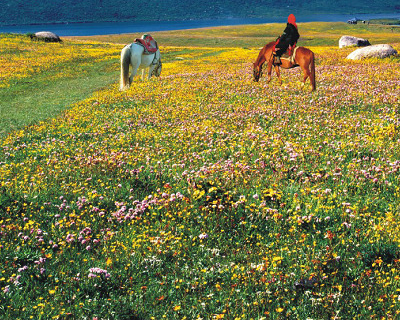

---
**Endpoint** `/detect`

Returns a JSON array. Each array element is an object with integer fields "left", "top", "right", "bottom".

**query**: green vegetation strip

[{"left": 0, "top": 58, "right": 119, "bottom": 136}]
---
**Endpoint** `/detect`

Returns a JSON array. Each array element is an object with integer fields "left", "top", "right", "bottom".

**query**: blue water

[{"left": 1, "top": 13, "right": 399, "bottom": 36}]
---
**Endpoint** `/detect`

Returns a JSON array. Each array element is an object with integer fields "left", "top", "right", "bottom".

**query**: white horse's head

[{"left": 152, "top": 59, "right": 162, "bottom": 77}]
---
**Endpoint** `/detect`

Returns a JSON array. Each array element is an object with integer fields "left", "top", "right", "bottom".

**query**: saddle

[
  {"left": 134, "top": 34, "right": 158, "bottom": 54},
  {"left": 273, "top": 45, "right": 298, "bottom": 65}
]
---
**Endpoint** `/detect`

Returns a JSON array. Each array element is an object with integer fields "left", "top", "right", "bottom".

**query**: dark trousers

[{"left": 275, "top": 39, "right": 290, "bottom": 56}]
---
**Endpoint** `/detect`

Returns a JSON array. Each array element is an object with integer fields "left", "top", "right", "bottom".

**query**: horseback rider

[{"left": 273, "top": 14, "right": 300, "bottom": 65}]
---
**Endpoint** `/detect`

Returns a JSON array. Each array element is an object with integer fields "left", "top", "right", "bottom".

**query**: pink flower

[{"left": 88, "top": 267, "right": 110, "bottom": 279}]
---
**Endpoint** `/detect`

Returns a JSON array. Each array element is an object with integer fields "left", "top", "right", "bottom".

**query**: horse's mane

[{"left": 254, "top": 41, "right": 275, "bottom": 66}]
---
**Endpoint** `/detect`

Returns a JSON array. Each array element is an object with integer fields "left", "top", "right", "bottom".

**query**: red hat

[{"left": 288, "top": 14, "right": 297, "bottom": 28}]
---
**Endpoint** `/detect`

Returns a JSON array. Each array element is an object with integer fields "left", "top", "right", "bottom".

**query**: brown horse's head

[{"left": 253, "top": 63, "right": 262, "bottom": 82}]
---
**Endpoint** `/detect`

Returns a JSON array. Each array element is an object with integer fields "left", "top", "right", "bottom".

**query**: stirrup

[{"left": 273, "top": 54, "right": 281, "bottom": 65}]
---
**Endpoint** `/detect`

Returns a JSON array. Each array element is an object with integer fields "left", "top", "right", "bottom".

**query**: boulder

[
  {"left": 339, "top": 35, "right": 370, "bottom": 48},
  {"left": 346, "top": 44, "right": 398, "bottom": 60},
  {"left": 30, "top": 31, "right": 62, "bottom": 42}
]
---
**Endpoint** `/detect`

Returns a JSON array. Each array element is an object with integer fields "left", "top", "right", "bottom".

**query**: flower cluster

[
  {"left": 0, "top": 33, "right": 120, "bottom": 88},
  {"left": 88, "top": 267, "right": 111, "bottom": 279}
]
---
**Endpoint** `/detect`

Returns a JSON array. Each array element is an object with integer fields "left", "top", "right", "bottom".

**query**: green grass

[
  {"left": 369, "top": 18, "right": 400, "bottom": 25},
  {"left": 0, "top": 58, "right": 119, "bottom": 137},
  {"left": 78, "top": 21, "right": 400, "bottom": 47},
  {"left": 2, "top": 21, "right": 400, "bottom": 137}
]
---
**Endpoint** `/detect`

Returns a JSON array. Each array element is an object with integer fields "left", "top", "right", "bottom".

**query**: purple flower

[
  {"left": 199, "top": 233, "right": 208, "bottom": 240},
  {"left": 88, "top": 267, "right": 110, "bottom": 279},
  {"left": 18, "top": 266, "right": 28, "bottom": 273},
  {"left": 66, "top": 234, "right": 75, "bottom": 243}
]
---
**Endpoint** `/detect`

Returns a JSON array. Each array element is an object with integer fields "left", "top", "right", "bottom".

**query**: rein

[
  {"left": 151, "top": 51, "right": 159, "bottom": 65},
  {"left": 151, "top": 52, "right": 162, "bottom": 76}
]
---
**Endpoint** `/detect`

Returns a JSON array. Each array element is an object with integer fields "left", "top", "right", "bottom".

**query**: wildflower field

[{"left": 1, "top": 23, "right": 400, "bottom": 319}]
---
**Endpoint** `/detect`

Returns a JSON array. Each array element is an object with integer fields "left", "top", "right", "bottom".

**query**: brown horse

[{"left": 253, "top": 41, "right": 316, "bottom": 91}]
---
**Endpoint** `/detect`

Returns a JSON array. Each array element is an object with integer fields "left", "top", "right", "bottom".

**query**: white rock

[
  {"left": 31, "top": 31, "right": 62, "bottom": 42},
  {"left": 339, "top": 35, "right": 370, "bottom": 48},
  {"left": 346, "top": 44, "right": 397, "bottom": 60}
]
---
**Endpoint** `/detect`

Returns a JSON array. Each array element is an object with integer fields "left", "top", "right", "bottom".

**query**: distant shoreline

[
  {"left": 2, "top": 13, "right": 400, "bottom": 27},
  {"left": 1, "top": 13, "right": 399, "bottom": 36}
]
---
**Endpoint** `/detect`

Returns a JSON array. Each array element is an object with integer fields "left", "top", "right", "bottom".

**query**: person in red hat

[{"left": 273, "top": 14, "right": 300, "bottom": 65}]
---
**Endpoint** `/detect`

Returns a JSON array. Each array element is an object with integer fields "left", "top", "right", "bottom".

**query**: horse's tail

[
  {"left": 310, "top": 51, "right": 316, "bottom": 91},
  {"left": 120, "top": 45, "right": 131, "bottom": 90}
]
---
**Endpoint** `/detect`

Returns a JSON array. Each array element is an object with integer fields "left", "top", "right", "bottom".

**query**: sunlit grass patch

[{"left": 0, "top": 34, "right": 120, "bottom": 88}]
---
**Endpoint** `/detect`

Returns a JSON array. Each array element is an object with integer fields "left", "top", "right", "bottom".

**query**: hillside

[
  {"left": 2, "top": 21, "right": 399, "bottom": 136},
  {"left": 1, "top": 0, "right": 399, "bottom": 26},
  {"left": 1, "top": 27, "right": 400, "bottom": 319}
]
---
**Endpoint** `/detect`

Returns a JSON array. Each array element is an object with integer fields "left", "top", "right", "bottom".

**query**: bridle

[
  {"left": 151, "top": 51, "right": 162, "bottom": 77},
  {"left": 152, "top": 59, "right": 162, "bottom": 76},
  {"left": 253, "top": 65, "right": 263, "bottom": 81}
]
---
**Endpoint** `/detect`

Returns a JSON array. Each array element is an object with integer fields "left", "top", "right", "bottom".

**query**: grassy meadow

[{"left": 1, "top": 22, "right": 400, "bottom": 319}]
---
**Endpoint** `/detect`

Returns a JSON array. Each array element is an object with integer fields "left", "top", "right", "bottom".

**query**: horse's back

[
  {"left": 292, "top": 46, "right": 314, "bottom": 65},
  {"left": 131, "top": 43, "right": 159, "bottom": 68},
  {"left": 130, "top": 43, "right": 145, "bottom": 59},
  {"left": 296, "top": 46, "right": 314, "bottom": 57}
]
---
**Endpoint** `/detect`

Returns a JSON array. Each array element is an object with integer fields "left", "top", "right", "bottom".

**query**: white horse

[{"left": 120, "top": 42, "right": 162, "bottom": 91}]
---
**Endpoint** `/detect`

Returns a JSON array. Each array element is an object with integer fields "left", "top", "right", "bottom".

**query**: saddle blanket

[
  {"left": 134, "top": 34, "right": 158, "bottom": 54},
  {"left": 280, "top": 46, "right": 299, "bottom": 64}
]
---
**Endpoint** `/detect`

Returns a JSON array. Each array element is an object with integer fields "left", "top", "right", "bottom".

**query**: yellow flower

[
  {"left": 106, "top": 257, "right": 112, "bottom": 266},
  {"left": 173, "top": 305, "right": 181, "bottom": 311},
  {"left": 375, "top": 258, "right": 383, "bottom": 266},
  {"left": 276, "top": 307, "right": 284, "bottom": 313}
]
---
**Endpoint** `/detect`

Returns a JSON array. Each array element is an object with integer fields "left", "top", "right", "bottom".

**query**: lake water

[{"left": 1, "top": 13, "right": 399, "bottom": 36}]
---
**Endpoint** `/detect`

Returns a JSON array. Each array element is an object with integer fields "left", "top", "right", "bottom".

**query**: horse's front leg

[
  {"left": 274, "top": 65, "right": 282, "bottom": 85},
  {"left": 266, "top": 62, "right": 273, "bottom": 84}
]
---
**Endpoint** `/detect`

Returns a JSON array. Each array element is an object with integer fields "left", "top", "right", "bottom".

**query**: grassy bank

[
  {"left": 2, "top": 21, "right": 399, "bottom": 137},
  {"left": 369, "top": 18, "right": 400, "bottom": 25},
  {"left": 0, "top": 34, "right": 121, "bottom": 136},
  {"left": 75, "top": 21, "right": 400, "bottom": 47}
]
